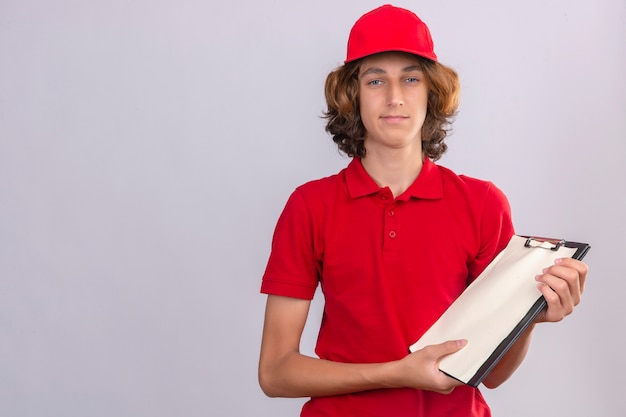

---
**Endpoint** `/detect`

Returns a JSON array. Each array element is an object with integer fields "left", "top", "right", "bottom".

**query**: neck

[{"left": 361, "top": 147, "right": 424, "bottom": 197}]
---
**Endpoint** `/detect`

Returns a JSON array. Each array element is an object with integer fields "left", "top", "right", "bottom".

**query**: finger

[
  {"left": 555, "top": 258, "right": 588, "bottom": 293},
  {"left": 541, "top": 264, "right": 582, "bottom": 305},
  {"left": 536, "top": 281, "right": 569, "bottom": 321}
]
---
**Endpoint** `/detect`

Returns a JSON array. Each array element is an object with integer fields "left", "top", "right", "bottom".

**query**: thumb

[{"left": 436, "top": 339, "right": 467, "bottom": 358}]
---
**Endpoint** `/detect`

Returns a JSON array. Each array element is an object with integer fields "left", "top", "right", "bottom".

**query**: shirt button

[
  {"left": 380, "top": 194, "right": 388, "bottom": 200},
  {"left": 388, "top": 230, "right": 397, "bottom": 238},
  {"left": 388, "top": 210, "right": 395, "bottom": 217}
]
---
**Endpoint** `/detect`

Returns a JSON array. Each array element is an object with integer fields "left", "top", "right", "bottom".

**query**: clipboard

[{"left": 408, "top": 235, "right": 590, "bottom": 387}]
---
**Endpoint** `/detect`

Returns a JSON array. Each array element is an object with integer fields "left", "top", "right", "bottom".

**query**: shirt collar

[{"left": 345, "top": 157, "right": 443, "bottom": 201}]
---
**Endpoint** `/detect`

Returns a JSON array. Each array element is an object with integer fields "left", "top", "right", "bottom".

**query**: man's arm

[
  {"left": 482, "top": 258, "right": 589, "bottom": 388},
  {"left": 258, "top": 294, "right": 467, "bottom": 398}
]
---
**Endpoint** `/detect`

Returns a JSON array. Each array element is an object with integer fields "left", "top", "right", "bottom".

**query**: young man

[{"left": 258, "top": 5, "right": 588, "bottom": 416}]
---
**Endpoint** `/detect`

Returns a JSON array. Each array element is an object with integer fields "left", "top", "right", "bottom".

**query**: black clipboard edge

[{"left": 464, "top": 239, "right": 591, "bottom": 387}]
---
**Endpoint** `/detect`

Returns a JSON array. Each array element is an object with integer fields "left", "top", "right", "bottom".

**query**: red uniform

[{"left": 262, "top": 158, "right": 514, "bottom": 416}]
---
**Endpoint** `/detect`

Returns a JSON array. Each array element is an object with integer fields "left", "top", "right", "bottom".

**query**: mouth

[{"left": 381, "top": 115, "right": 409, "bottom": 123}]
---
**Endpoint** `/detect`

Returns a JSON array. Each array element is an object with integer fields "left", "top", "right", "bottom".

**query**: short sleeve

[
  {"left": 467, "top": 182, "right": 515, "bottom": 282},
  {"left": 260, "top": 189, "right": 320, "bottom": 300}
]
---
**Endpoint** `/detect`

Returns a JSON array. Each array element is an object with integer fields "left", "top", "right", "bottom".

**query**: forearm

[
  {"left": 259, "top": 350, "right": 398, "bottom": 398},
  {"left": 481, "top": 323, "right": 535, "bottom": 388},
  {"left": 259, "top": 340, "right": 467, "bottom": 398}
]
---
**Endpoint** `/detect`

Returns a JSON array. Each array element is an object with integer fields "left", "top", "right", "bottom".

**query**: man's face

[{"left": 358, "top": 52, "right": 429, "bottom": 155}]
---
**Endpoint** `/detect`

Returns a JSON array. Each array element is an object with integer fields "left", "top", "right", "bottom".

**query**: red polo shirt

[{"left": 261, "top": 158, "right": 514, "bottom": 417}]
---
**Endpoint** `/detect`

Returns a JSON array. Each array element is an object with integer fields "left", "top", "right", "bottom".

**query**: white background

[{"left": 1, "top": 0, "right": 625, "bottom": 416}]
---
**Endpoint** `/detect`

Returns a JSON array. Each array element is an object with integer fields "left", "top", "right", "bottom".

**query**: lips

[{"left": 381, "top": 115, "right": 409, "bottom": 123}]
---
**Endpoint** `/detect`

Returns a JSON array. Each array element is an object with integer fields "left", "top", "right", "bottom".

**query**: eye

[
  {"left": 367, "top": 79, "right": 383, "bottom": 86},
  {"left": 405, "top": 77, "right": 420, "bottom": 83}
]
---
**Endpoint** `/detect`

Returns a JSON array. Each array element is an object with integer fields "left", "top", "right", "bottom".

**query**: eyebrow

[{"left": 360, "top": 65, "right": 423, "bottom": 77}]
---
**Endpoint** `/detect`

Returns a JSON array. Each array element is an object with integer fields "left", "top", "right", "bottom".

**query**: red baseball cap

[{"left": 345, "top": 4, "right": 437, "bottom": 63}]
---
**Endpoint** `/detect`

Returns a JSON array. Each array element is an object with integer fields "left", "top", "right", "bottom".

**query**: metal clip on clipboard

[{"left": 523, "top": 236, "right": 565, "bottom": 251}]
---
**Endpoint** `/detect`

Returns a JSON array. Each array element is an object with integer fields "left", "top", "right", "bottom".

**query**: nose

[{"left": 387, "top": 81, "right": 404, "bottom": 107}]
